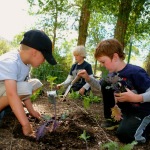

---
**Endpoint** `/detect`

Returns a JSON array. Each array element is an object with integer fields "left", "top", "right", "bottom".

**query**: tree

[
  {"left": 27, "top": 0, "right": 69, "bottom": 50},
  {"left": 114, "top": 0, "right": 148, "bottom": 48},
  {"left": 77, "top": 0, "right": 91, "bottom": 46},
  {"left": 26, "top": 0, "right": 149, "bottom": 68},
  {"left": 11, "top": 32, "right": 24, "bottom": 48},
  {"left": 114, "top": 0, "right": 132, "bottom": 48}
]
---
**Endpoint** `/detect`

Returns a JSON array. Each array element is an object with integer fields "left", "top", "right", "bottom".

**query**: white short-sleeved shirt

[
  {"left": 0, "top": 50, "right": 30, "bottom": 81},
  {"left": 0, "top": 50, "right": 43, "bottom": 97}
]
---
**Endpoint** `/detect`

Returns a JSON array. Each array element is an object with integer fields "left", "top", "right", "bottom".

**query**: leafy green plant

[
  {"left": 47, "top": 75, "right": 57, "bottom": 90},
  {"left": 68, "top": 90, "right": 81, "bottom": 99},
  {"left": 82, "top": 91, "right": 102, "bottom": 109},
  {"left": 88, "top": 91, "right": 102, "bottom": 103},
  {"left": 100, "top": 141, "right": 137, "bottom": 150},
  {"left": 31, "top": 53, "right": 70, "bottom": 82},
  {"left": 68, "top": 90, "right": 102, "bottom": 109},
  {"left": 79, "top": 130, "right": 90, "bottom": 150},
  {"left": 30, "top": 88, "right": 43, "bottom": 102},
  {"left": 83, "top": 97, "right": 91, "bottom": 109}
]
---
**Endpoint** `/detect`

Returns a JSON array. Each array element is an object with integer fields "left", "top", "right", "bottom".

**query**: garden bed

[{"left": 0, "top": 87, "right": 150, "bottom": 150}]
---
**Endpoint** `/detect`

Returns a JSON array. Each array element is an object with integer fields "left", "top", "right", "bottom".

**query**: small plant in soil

[
  {"left": 69, "top": 90, "right": 101, "bottom": 109},
  {"left": 101, "top": 140, "right": 137, "bottom": 150},
  {"left": 46, "top": 75, "right": 57, "bottom": 90},
  {"left": 79, "top": 130, "right": 90, "bottom": 150},
  {"left": 36, "top": 90, "right": 67, "bottom": 140},
  {"left": 83, "top": 91, "right": 102, "bottom": 109},
  {"left": 68, "top": 90, "right": 81, "bottom": 99},
  {"left": 30, "top": 87, "right": 43, "bottom": 102}
]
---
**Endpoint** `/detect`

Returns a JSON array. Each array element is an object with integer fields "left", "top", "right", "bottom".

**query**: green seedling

[
  {"left": 79, "top": 130, "right": 90, "bottom": 150},
  {"left": 100, "top": 140, "right": 137, "bottom": 150},
  {"left": 47, "top": 75, "right": 57, "bottom": 90},
  {"left": 82, "top": 91, "right": 102, "bottom": 109},
  {"left": 30, "top": 87, "right": 43, "bottom": 102},
  {"left": 83, "top": 97, "right": 91, "bottom": 109},
  {"left": 68, "top": 90, "right": 81, "bottom": 99}
]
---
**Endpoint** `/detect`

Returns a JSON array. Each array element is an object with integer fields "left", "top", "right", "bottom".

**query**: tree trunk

[
  {"left": 77, "top": 0, "right": 91, "bottom": 46},
  {"left": 114, "top": 0, "right": 132, "bottom": 48}
]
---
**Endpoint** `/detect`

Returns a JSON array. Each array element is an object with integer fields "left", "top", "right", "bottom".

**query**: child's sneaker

[{"left": 101, "top": 119, "right": 119, "bottom": 130}]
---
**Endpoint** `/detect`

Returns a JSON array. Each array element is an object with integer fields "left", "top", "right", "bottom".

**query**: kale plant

[
  {"left": 103, "top": 73, "right": 133, "bottom": 121},
  {"left": 104, "top": 73, "right": 132, "bottom": 93},
  {"left": 79, "top": 130, "right": 90, "bottom": 150},
  {"left": 100, "top": 140, "right": 137, "bottom": 150},
  {"left": 36, "top": 92, "right": 67, "bottom": 140}
]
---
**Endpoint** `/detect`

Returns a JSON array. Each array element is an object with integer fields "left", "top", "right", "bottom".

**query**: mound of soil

[{"left": 0, "top": 89, "right": 150, "bottom": 150}]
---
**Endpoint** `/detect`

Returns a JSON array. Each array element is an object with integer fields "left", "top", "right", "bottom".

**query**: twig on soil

[
  {"left": 69, "top": 100, "right": 112, "bottom": 143},
  {"left": 69, "top": 100, "right": 89, "bottom": 115}
]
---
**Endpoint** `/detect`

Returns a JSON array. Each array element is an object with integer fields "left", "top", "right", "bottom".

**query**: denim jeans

[{"left": 134, "top": 115, "right": 150, "bottom": 143}]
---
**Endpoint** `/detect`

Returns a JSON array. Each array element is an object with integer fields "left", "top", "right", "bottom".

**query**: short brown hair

[{"left": 94, "top": 38, "right": 125, "bottom": 60}]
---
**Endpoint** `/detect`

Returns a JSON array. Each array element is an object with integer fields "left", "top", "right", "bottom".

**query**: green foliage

[
  {"left": 101, "top": 141, "right": 118, "bottom": 150},
  {"left": 79, "top": 130, "right": 90, "bottom": 141},
  {"left": 31, "top": 61, "right": 51, "bottom": 80},
  {"left": 30, "top": 88, "right": 43, "bottom": 102},
  {"left": 83, "top": 91, "right": 102, "bottom": 109},
  {"left": 100, "top": 141, "right": 137, "bottom": 150},
  {"left": 83, "top": 96, "right": 91, "bottom": 109},
  {"left": 31, "top": 51, "right": 70, "bottom": 83},
  {"left": 79, "top": 130, "right": 90, "bottom": 150},
  {"left": 100, "top": 66, "right": 109, "bottom": 78},
  {"left": 47, "top": 75, "right": 57, "bottom": 90},
  {"left": 88, "top": 91, "right": 101, "bottom": 103},
  {"left": 41, "top": 114, "right": 52, "bottom": 120},
  {"left": 68, "top": 91, "right": 81, "bottom": 99},
  {"left": 0, "top": 39, "right": 11, "bottom": 55},
  {"left": 61, "top": 111, "right": 69, "bottom": 120},
  {"left": 11, "top": 32, "right": 25, "bottom": 48},
  {"left": 68, "top": 90, "right": 101, "bottom": 109}
]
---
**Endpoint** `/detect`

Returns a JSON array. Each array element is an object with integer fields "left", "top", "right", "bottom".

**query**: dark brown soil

[{"left": 0, "top": 86, "right": 150, "bottom": 150}]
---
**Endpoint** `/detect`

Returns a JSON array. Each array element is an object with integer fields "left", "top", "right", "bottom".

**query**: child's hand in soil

[
  {"left": 30, "top": 110, "right": 41, "bottom": 120},
  {"left": 22, "top": 123, "right": 36, "bottom": 138}
]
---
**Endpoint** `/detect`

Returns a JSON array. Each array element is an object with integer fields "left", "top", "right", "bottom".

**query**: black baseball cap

[{"left": 20, "top": 29, "right": 57, "bottom": 65}]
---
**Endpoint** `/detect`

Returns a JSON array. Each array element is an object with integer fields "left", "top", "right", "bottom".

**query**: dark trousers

[
  {"left": 101, "top": 80, "right": 115, "bottom": 119},
  {"left": 101, "top": 80, "right": 150, "bottom": 143},
  {"left": 71, "top": 85, "right": 90, "bottom": 95}
]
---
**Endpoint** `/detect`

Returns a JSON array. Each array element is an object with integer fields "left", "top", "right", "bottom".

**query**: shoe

[{"left": 101, "top": 119, "right": 119, "bottom": 130}]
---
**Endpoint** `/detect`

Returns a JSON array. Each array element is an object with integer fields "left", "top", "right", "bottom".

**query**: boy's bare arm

[
  {"left": 24, "top": 99, "right": 41, "bottom": 119},
  {"left": 4, "top": 80, "right": 33, "bottom": 135}
]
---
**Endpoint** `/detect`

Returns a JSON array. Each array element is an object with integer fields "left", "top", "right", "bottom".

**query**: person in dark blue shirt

[
  {"left": 57, "top": 45, "right": 93, "bottom": 95},
  {"left": 78, "top": 39, "right": 150, "bottom": 143}
]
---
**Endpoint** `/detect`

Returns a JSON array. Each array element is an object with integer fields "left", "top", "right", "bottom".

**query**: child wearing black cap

[{"left": 0, "top": 29, "right": 57, "bottom": 137}]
